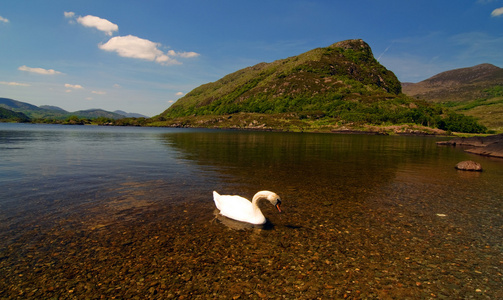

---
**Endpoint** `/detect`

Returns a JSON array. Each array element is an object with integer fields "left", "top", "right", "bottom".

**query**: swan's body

[{"left": 213, "top": 191, "right": 282, "bottom": 225}]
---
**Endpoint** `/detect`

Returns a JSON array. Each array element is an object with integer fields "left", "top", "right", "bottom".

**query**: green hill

[
  {"left": 154, "top": 39, "right": 486, "bottom": 134},
  {"left": 403, "top": 64, "right": 503, "bottom": 132},
  {"left": 71, "top": 109, "right": 125, "bottom": 120},
  {"left": 162, "top": 39, "right": 401, "bottom": 117},
  {"left": 0, "top": 97, "right": 52, "bottom": 119},
  {"left": 0, "top": 98, "right": 126, "bottom": 120},
  {"left": 0, "top": 107, "right": 30, "bottom": 122}
]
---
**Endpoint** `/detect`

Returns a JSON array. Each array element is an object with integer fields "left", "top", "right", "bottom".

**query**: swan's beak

[{"left": 275, "top": 203, "right": 282, "bottom": 213}]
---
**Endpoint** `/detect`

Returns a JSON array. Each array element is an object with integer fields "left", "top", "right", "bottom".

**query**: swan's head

[{"left": 266, "top": 192, "right": 282, "bottom": 213}]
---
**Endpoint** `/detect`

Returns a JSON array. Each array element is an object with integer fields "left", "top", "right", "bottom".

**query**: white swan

[{"left": 213, "top": 191, "right": 282, "bottom": 225}]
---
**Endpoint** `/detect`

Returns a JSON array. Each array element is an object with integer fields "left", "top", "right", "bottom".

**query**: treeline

[
  {"left": 25, "top": 116, "right": 148, "bottom": 126},
  {"left": 0, "top": 112, "right": 147, "bottom": 126}
]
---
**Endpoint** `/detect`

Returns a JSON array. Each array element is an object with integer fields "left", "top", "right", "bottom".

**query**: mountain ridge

[
  {"left": 161, "top": 39, "right": 402, "bottom": 118},
  {"left": 402, "top": 63, "right": 503, "bottom": 131},
  {"left": 402, "top": 63, "right": 503, "bottom": 102},
  {"left": 0, "top": 98, "right": 143, "bottom": 120},
  {"left": 114, "top": 110, "right": 149, "bottom": 118}
]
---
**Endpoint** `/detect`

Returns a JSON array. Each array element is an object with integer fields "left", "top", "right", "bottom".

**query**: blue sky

[{"left": 1, "top": 0, "right": 502, "bottom": 116}]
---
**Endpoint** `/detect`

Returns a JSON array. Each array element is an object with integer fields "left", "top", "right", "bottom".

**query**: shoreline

[
  {"left": 436, "top": 134, "right": 503, "bottom": 158},
  {"left": 147, "top": 114, "right": 452, "bottom": 136}
]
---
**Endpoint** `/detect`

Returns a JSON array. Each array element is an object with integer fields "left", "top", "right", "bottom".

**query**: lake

[{"left": 1, "top": 123, "right": 502, "bottom": 299}]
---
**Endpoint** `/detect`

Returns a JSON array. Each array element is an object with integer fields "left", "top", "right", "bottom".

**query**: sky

[{"left": 1, "top": 0, "right": 502, "bottom": 117}]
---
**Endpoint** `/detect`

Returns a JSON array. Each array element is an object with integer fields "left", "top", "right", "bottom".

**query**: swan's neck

[{"left": 251, "top": 191, "right": 271, "bottom": 207}]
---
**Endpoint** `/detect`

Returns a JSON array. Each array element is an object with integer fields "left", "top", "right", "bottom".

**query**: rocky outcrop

[
  {"left": 437, "top": 134, "right": 503, "bottom": 158},
  {"left": 464, "top": 142, "right": 503, "bottom": 158}
]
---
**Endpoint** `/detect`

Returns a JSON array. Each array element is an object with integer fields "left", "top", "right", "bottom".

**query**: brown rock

[
  {"left": 465, "top": 142, "right": 503, "bottom": 158},
  {"left": 455, "top": 161, "right": 483, "bottom": 172},
  {"left": 437, "top": 134, "right": 503, "bottom": 147},
  {"left": 437, "top": 134, "right": 503, "bottom": 158}
]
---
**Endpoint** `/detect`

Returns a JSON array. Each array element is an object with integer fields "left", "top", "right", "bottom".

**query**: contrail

[{"left": 377, "top": 42, "right": 394, "bottom": 61}]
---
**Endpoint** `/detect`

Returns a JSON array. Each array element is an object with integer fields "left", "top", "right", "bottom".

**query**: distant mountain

[
  {"left": 39, "top": 105, "right": 68, "bottom": 112},
  {"left": 72, "top": 109, "right": 125, "bottom": 119},
  {"left": 0, "top": 107, "right": 30, "bottom": 122},
  {"left": 114, "top": 110, "right": 148, "bottom": 118},
  {"left": 161, "top": 39, "right": 402, "bottom": 118},
  {"left": 0, "top": 98, "right": 66, "bottom": 119},
  {"left": 402, "top": 64, "right": 503, "bottom": 131},
  {"left": 0, "top": 97, "right": 139, "bottom": 121},
  {"left": 402, "top": 63, "right": 503, "bottom": 102},
  {"left": 1, "top": 97, "right": 43, "bottom": 111}
]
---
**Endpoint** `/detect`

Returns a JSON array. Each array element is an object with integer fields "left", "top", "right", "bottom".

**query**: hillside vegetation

[
  {"left": 154, "top": 39, "right": 486, "bottom": 134},
  {"left": 0, "top": 107, "right": 30, "bottom": 122},
  {"left": 403, "top": 64, "right": 503, "bottom": 132},
  {"left": 162, "top": 39, "right": 401, "bottom": 117}
]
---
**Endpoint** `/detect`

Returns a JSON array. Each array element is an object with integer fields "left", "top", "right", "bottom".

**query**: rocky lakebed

[{"left": 1, "top": 178, "right": 502, "bottom": 299}]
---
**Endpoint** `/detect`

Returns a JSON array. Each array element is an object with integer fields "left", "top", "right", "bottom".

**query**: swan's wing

[
  {"left": 217, "top": 195, "right": 251, "bottom": 213},
  {"left": 217, "top": 195, "right": 266, "bottom": 224}
]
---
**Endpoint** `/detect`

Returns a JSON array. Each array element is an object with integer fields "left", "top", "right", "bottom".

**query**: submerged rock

[{"left": 455, "top": 160, "right": 483, "bottom": 172}]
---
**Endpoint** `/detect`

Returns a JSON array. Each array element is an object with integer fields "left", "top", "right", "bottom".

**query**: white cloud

[
  {"left": 65, "top": 13, "right": 199, "bottom": 66},
  {"left": 0, "top": 81, "right": 30, "bottom": 86},
  {"left": 64, "top": 11, "right": 75, "bottom": 18},
  {"left": 99, "top": 35, "right": 164, "bottom": 60},
  {"left": 180, "top": 52, "right": 199, "bottom": 58},
  {"left": 65, "top": 83, "right": 84, "bottom": 89},
  {"left": 92, "top": 90, "right": 106, "bottom": 95},
  {"left": 99, "top": 35, "right": 196, "bottom": 66},
  {"left": 175, "top": 92, "right": 184, "bottom": 96},
  {"left": 75, "top": 14, "right": 118, "bottom": 36},
  {"left": 113, "top": 84, "right": 121, "bottom": 88},
  {"left": 168, "top": 50, "right": 200, "bottom": 58},
  {"left": 18, "top": 65, "right": 62, "bottom": 75},
  {"left": 491, "top": 7, "right": 503, "bottom": 17},
  {"left": 0, "top": 16, "right": 9, "bottom": 23}
]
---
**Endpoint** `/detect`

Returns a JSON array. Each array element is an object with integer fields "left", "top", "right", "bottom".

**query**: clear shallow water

[
  {"left": 1, "top": 123, "right": 502, "bottom": 298},
  {"left": 0, "top": 124, "right": 217, "bottom": 226}
]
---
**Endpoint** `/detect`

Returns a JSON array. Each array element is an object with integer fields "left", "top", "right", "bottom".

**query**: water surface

[{"left": 1, "top": 123, "right": 502, "bottom": 298}]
